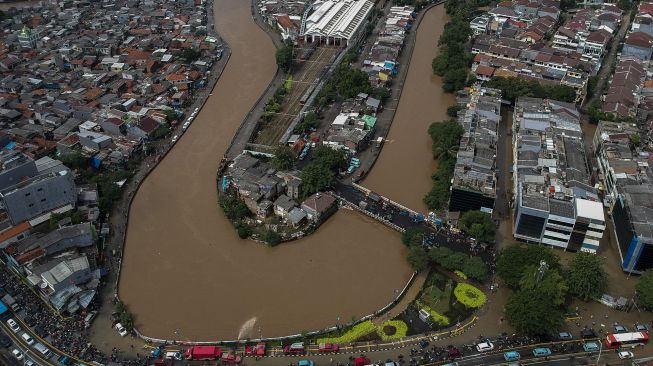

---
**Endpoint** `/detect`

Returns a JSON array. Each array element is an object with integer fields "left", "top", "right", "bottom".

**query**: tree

[
  {"left": 560, "top": 0, "right": 576, "bottom": 11},
  {"left": 261, "top": 229, "right": 282, "bottom": 246},
  {"left": 617, "top": 0, "right": 632, "bottom": 11},
  {"left": 497, "top": 244, "right": 560, "bottom": 288},
  {"left": 272, "top": 145, "right": 295, "bottom": 171},
  {"left": 234, "top": 222, "right": 252, "bottom": 239},
  {"left": 402, "top": 227, "right": 425, "bottom": 246},
  {"left": 630, "top": 133, "right": 641, "bottom": 147},
  {"left": 458, "top": 211, "right": 495, "bottom": 242},
  {"left": 219, "top": 193, "right": 250, "bottom": 221},
  {"left": 428, "top": 121, "right": 464, "bottom": 159},
  {"left": 181, "top": 48, "right": 200, "bottom": 63},
  {"left": 276, "top": 44, "right": 294, "bottom": 72},
  {"left": 505, "top": 288, "right": 565, "bottom": 335},
  {"left": 407, "top": 245, "right": 429, "bottom": 271},
  {"left": 295, "top": 112, "right": 320, "bottom": 132},
  {"left": 312, "top": 145, "right": 346, "bottom": 171},
  {"left": 519, "top": 266, "right": 568, "bottom": 306},
  {"left": 447, "top": 105, "right": 463, "bottom": 118},
  {"left": 567, "top": 252, "right": 607, "bottom": 301},
  {"left": 636, "top": 270, "right": 653, "bottom": 310},
  {"left": 300, "top": 163, "right": 336, "bottom": 196},
  {"left": 371, "top": 86, "right": 391, "bottom": 101},
  {"left": 462, "top": 256, "right": 489, "bottom": 282},
  {"left": 57, "top": 152, "right": 88, "bottom": 170}
]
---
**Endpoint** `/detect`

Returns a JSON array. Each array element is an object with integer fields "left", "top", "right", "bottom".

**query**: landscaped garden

[{"left": 317, "top": 319, "right": 409, "bottom": 343}]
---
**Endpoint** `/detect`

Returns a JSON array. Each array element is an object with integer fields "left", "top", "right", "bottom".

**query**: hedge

[
  {"left": 317, "top": 320, "right": 376, "bottom": 343},
  {"left": 453, "top": 283, "right": 487, "bottom": 308},
  {"left": 377, "top": 320, "right": 408, "bottom": 341}
]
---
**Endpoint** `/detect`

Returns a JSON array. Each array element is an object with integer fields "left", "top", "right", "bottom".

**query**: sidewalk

[{"left": 372, "top": 271, "right": 428, "bottom": 326}]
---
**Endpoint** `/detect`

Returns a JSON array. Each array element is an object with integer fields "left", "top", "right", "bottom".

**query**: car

[
  {"left": 636, "top": 323, "right": 648, "bottom": 332},
  {"left": 7, "top": 318, "right": 20, "bottom": 333},
  {"left": 12, "top": 349, "right": 24, "bottom": 360},
  {"left": 503, "top": 351, "right": 520, "bottom": 361},
  {"left": 614, "top": 324, "right": 628, "bottom": 333},
  {"left": 114, "top": 323, "right": 128, "bottom": 337},
  {"left": 318, "top": 343, "right": 339, "bottom": 353},
  {"left": 419, "top": 339, "right": 429, "bottom": 348},
  {"left": 582, "top": 342, "right": 600, "bottom": 352},
  {"left": 532, "top": 348, "right": 552, "bottom": 357},
  {"left": 165, "top": 351, "right": 183, "bottom": 360},
  {"left": 283, "top": 342, "right": 305, "bottom": 354},
  {"left": 0, "top": 334, "right": 11, "bottom": 347},
  {"left": 25, "top": 360, "right": 35, "bottom": 366},
  {"left": 447, "top": 347, "right": 462, "bottom": 358},
  {"left": 298, "top": 361, "right": 314, "bottom": 366},
  {"left": 476, "top": 341, "right": 494, "bottom": 352},
  {"left": 182, "top": 122, "right": 190, "bottom": 131},
  {"left": 171, "top": 135, "right": 179, "bottom": 143},
  {"left": 21, "top": 332, "right": 34, "bottom": 346},
  {"left": 220, "top": 352, "right": 241, "bottom": 364},
  {"left": 580, "top": 328, "right": 597, "bottom": 339},
  {"left": 558, "top": 331, "right": 573, "bottom": 340},
  {"left": 618, "top": 351, "right": 634, "bottom": 359}
]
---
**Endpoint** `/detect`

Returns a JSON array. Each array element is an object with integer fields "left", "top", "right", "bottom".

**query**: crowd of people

[{"left": 0, "top": 265, "right": 144, "bottom": 365}]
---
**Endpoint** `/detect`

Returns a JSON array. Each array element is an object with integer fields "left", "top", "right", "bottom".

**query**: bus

[{"left": 605, "top": 332, "right": 649, "bottom": 349}]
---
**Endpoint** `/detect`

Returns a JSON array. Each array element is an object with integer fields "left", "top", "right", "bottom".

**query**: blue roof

[{"left": 0, "top": 300, "right": 7, "bottom": 315}]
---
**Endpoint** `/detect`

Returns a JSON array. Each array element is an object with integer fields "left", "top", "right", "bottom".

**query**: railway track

[{"left": 254, "top": 45, "right": 341, "bottom": 146}]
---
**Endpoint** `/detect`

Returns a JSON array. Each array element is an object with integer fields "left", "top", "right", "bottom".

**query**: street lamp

[{"left": 596, "top": 338, "right": 603, "bottom": 363}]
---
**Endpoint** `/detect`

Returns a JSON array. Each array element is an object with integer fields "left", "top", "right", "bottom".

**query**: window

[
  {"left": 37, "top": 188, "right": 43, "bottom": 192},
  {"left": 40, "top": 198, "right": 46, "bottom": 202},
  {"left": 24, "top": 193, "right": 30, "bottom": 197},
  {"left": 28, "top": 203, "right": 34, "bottom": 208}
]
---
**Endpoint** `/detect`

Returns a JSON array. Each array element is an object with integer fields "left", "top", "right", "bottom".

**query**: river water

[
  {"left": 363, "top": 6, "right": 454, "bottom": 213},
  {"left": 118, "top": 0, "right": 412, "bottom": 340}
]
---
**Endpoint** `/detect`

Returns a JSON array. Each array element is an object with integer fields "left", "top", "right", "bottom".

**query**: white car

[
  {"left": 171, "top": 135, "right": 179, "bottom": 143},
  {"left": 476, "top": 341, "right": 495, "bottom": 352},
  {"left": 618, "top": 351, "right": 634, "bottom": 359},
  {"left": 194, "top": 107, "right": 199, "bottom": 113},
  {"left": 21, "top": 332, "right": 34, "bottom": 345},
  {"left": 12, "top": 349, "right": 24, "bottom": 360},
  {"left": 7, "top": 318, "right": 20, "bottom": 333},
  {"left": 115, "top": 323, "right": 128, "bottom": 337},
  {"left": 25, "top": 360, "right": 35, "bottom": 366}
]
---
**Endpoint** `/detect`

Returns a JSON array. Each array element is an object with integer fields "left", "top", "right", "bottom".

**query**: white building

[{"left": 301, "top": 0, "right": 374, "bottom": 46}]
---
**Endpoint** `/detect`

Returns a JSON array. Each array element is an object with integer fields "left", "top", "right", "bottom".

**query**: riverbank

[
  {"left": 89, "top": 0, "right": 232, "bottom": 353},
  {"left": 363, "top": 5, "right": 455, "bottom": 212}
]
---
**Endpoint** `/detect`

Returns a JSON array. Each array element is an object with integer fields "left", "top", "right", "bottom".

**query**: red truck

[
  {"left": 221, "top": 352, "right": 242, "bottom": 364},
  {"left": 184, "top": 346, "right": 222, "bottom": 360},
  {"left": 283, "top": 342, "right": 305, "bottom": 355},
  {"left": 318, "top": 343, "right": 339, "bottom": 353},
  {"left": 245, "top": 342, "right": 266, "bottom": 356}
]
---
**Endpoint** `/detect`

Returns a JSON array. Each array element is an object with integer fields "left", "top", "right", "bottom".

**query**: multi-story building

[
  {"left": 0, "top": 170, "right": 76, "bottom": 225},
  {"left": 448, "top": 86, "right": 501, "bottom": 214},
  {"left": 511, "top": 98, "right": 605, "bottom": 253},
  {"left": 611, "top": 171, "right": 653, "bottom": 274},
  {"left": 593, "top": 120, "right": 644, "bottom": 207}
]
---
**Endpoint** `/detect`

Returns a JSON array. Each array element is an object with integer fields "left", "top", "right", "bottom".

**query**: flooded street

[
  {"left": 364, "top": 6, "right": 455, "bottom": 212},
  {"left": 118, "top": 0, "right": 411, "bottom": 340}
]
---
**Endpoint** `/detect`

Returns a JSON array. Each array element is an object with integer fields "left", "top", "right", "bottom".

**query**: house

[
  {"left": 273, "top": 194, "right": 296, "bottom": 219},
  {"left": 275, "top": 14, "right": 299, "bottom": 42},
  {"left": 101, "top": 117, "right": 126, "bottom": 136},
  {"left": 287, "top": 207, "right": 307, "bottom": 227},
  {"left": 0, "top": 222, "right": 32, "bottom": 249},
  {"left": 127, "top": 116, "right": 163, "bottom": 139},
  {"left": 301, "top": 193, "right": 337, "bottom": 222},
  {"left": 623, "top": 32, "right": 653, "bottom": 60}
]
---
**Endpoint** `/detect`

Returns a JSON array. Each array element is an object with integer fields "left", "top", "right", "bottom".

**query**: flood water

[
  {"left": 118, "top": 0, "right": 412, "bottom": 340},
  {"left": 364, "top": 6, "right": 455, "bottom": 213}
]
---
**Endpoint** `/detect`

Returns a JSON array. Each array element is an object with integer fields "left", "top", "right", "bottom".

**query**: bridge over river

[{"left": 332, "top": 182, "right": 494, "bottom": 263}]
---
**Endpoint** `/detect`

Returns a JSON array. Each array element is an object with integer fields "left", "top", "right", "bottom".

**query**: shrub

[
  {"left": 416, "top": 300, "right": 450, "bottom": 326},
  {"left": 377, "top": 320, "right": 408, "bottom": 341},
  {"left": 454, "top": 270, "right": 467, "bottom": 280},
  {"left": 317, "top": 320, "right": 376, "bottom": 343},
  {"left": 453, "top": 283, "right": 486, "bottom": 308}
]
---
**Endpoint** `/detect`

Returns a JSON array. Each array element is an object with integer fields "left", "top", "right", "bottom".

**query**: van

[
  {"left": 503, "top": 351, "right": 520, "bottom": 361},
  {"left": 165, "top": 351, "right": 183, "bottom": 360},
  {"left": 34, "top": 342, "right": 53, "bottom": 358},
  {"left": 21, "top": 332, "right": 34, "bottom": 345},
  {"left": 532, "top": 347, "right": 551, "bottom": 357},
  {"left": 84, "top": 311, "right": 98, "bottom": 329}
]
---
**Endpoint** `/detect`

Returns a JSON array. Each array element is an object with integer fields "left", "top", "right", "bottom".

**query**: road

[{"left": 582, "top": 11, "right": 632, "bottom": 110}]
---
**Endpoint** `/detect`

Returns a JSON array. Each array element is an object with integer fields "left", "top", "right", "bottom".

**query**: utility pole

[{"left": 536, "top": 260, "right": 548, "bottom": 284}]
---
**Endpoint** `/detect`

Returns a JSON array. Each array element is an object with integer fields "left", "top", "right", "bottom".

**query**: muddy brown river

[
  {"left": 364, "top": 6, "right": 454, "bottom": 213},
  {"left": 118, "top": 0, "right": 413, "bottom": 340}
]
